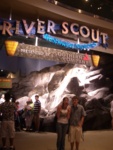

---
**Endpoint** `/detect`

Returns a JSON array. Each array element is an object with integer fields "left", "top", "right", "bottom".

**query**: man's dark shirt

[{"left": 0, "top": 102, "right": 16, "bottom": 121}]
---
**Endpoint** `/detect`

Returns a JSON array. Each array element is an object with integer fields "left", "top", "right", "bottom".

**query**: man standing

[
  {"left": 33, "top": 95, "right": 41, "bottom": 132},
  {"left": 110, "top": 100, "right": 113, "bottom": 130},
  {"left": 0, "top": 92, "right": 16, "bottom": 150},
  {"left": 69, "top": 96, "right": 86, "bottom": 150}
]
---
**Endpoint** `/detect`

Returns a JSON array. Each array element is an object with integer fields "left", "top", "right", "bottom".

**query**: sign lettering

[
  {"left": 14, "top": 43, "right": 93, "bottom": 66},
  {"left": 0, "top": 18, "right": 108, "bottom": 44}
]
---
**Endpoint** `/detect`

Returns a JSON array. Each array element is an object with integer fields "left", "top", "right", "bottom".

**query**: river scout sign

[
  {"left": 0, "top": 18, "right": 108, "bottom": 45},
  {"left": 1, "top": 18, "right": 105, "bottom": 66}
]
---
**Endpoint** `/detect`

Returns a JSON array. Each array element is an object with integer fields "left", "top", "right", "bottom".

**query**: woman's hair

[
  {"left": 62, "top": 97, "right": 69, "bottom": 108},
  {"left": 63, "top": 97, "right": 68, "bottom": 102}
]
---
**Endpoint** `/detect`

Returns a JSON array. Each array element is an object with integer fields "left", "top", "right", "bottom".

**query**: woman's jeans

[{"left": 56, "top": 122, "right": 68, "bottom": 150}]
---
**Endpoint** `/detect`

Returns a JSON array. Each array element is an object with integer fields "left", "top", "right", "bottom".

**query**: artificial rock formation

[{"left": 11, "top": 63, "right": 113, "bottom": 131}]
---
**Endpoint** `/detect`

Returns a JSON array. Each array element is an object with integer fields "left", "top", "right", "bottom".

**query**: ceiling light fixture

[
  {"left": 54, "top": 0, "right": 58, "bottom": 5},
  {"left": 9, "top": 9, "right": 12, "bottom": 20},
  {"left": 78, "top": 9, "right": 82, "bottom": 13},
  {"left": 98, "top": 7, "right": 102, "bottom": 10},
  {"left": 85, "top": 0, "right": 89, "bottom": 2}
]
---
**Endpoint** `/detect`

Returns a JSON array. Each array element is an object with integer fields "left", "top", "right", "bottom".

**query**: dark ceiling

[{"left": 53, "top": 0, "right": 113, "bottom": 21}]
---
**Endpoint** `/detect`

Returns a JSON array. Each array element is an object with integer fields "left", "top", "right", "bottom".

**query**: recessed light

[
  {"left": 78, "top": 9, "right": 82, "bottom": 13},
  {"left": 55, "top": 0, "right": 58, "bottom": 5}
]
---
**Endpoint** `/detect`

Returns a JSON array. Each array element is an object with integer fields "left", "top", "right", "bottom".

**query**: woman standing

[
  {"left": 24, "top": 99, "right": 34, "bottom": 131},
  {"left": 56, "top": 97, "right": 71, "bottom": 150}
]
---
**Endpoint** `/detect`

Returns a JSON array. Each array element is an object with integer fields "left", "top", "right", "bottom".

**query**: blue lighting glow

[{"left": 42, "top": 34, "right": 100, "bottom": 51}]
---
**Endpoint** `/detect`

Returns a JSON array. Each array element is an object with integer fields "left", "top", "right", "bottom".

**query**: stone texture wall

[{"left": 11, "top": 63, "right": 113, "bottom": 131}]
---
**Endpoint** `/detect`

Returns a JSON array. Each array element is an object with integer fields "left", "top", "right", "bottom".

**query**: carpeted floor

[{"left": 0, "top": 130, "right": 113, "bottom": 150}]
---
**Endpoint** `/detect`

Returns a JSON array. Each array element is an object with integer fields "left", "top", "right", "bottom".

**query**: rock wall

[{"left": 11, "top": 63, "right": 113, "bottom": 131}]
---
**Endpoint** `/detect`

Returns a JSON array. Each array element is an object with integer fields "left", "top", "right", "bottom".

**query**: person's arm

[
  {"left": 78, "top": 116, "right": 85, "bottom": 127},
  {"left": 67, "top": 106, "right": 71, "bottom": 120},
  {"left": 56, "top": 105, "right": 61, "bottom": 119},
  {"left": 38, "top": 102, "right": 41, "bottom": 114},
  {"left": 78, "top": 105, "right": 86, "bottom": 127},
  {"left": 0, "top": 104, "right": 1, "bottom": 111},
  {"left": 0, "top": 104, "right": 2, "bottom": 114},
  {"left": 24, "top": 105, "right": 27, "bottom": 111}
]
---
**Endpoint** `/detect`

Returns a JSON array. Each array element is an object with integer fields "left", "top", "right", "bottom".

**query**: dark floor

[{"left": 0, "top": 129, "right": 113, "bottom": 150}]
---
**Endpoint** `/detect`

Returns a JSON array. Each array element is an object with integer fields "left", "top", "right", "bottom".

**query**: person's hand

[{"left": 78, "top": 121, "right": 83, "bottom": 127}]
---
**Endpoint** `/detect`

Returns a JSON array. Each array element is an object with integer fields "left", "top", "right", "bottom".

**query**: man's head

[
  {"left": 35, "top": 95, "right": 39, "bottom": 101},
  {"left": 26, "top": 98, "right": 33, "bottom": 104},
  {"left": 5, "top": 92, "right": 11, "bottom": 102},
  {"left": 15, "top": 101, "right": 19, "bottom": 105},
  {"left": 72, "top": 96, "right": 78, "bottom": 107},
  {"left": 0, "top": 94, "right": 5, "bottom": 99}
]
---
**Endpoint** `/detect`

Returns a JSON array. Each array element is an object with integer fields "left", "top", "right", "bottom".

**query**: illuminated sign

[
  {"left": 13, "top": 43, "right": 93, "bottom": 66},
  {"left": 0, "top": 18, "right": 108, "bottom": 46},
  {"left": 0, "top": 78, "right": 12, "bottom": 89}
]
